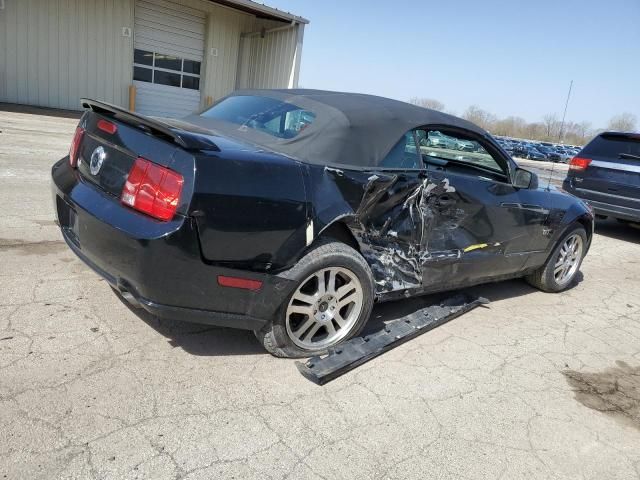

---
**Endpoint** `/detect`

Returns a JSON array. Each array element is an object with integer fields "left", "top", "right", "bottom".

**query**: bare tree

[
  {"left": 462, "top": 105, "right": 496, "bottom": 131},
  {"left": 575, "top": 121, "right": 592, "bottom": 141},
  {"left": 493, "top": 116, "right": 527, "bottom": 138},
  {"left": 409, "top": 97, "right": 445, "bottom": 111},
  {"left": 608, "top": 112, "right": 638, "bottom": 132},
  {"left": 542, "top": 114, "right": 560, "bottom": 140},
  {"left": 406, "top": 101, "right": 601, "bottom": 145}
]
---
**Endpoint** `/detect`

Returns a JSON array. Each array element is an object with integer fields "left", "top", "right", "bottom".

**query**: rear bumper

[
  {"left": 563, "top": 179, "right": 640, "bottom": 222},
  {"left": 52, "top": 158, "right": 295, "bottom": 330}
]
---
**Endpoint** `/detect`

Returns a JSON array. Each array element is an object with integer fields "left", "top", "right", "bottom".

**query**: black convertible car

[{"left": 52, "top": 90, "right": 593, "bottom": 358}]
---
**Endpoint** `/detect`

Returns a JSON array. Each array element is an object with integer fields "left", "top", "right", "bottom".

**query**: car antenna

[
  {"left": 547, "top": 80, "right": 573, "bottom": 192},
  {"left": 546, "top": 158, "right": 556, "bottom": 191}
]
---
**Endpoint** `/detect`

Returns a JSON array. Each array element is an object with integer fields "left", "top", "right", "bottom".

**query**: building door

[{"left": 133, "top": 0, "right": 205, "bottom": 118}]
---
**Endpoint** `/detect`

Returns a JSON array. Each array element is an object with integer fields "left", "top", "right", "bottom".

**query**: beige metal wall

[
  {"left": 0, "top": 0, "right": 304, "bottom": 111},
  {"left": 0, "top": 0, "right": 135, "bottom": 110},
  {"left": 190, "top": 1, "right": 303, "bottom": 104},
  {"left": 238, "top": 21, "right": 304, "bottom": 90}
]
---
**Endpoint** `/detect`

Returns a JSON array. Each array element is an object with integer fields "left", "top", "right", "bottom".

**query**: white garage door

[{"left": 133, "top": 0, "right": 205, "bottom": 118}]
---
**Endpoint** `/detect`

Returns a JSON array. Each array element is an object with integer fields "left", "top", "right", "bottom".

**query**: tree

[
  {"left": 523, "top": 122, "right": 545, "bottom": 141},
  {"left": 575, "top": 121, "right": 592, "bottom": 141},
  {"left": 608, "top": 113, "right": 638, "bottom": 132},
  {"left": 410, "top": 101, "right": 608, "bottom": 145},
  {"left": 408, "top": 97, "right": 445, "bottom": 111},
  {"left": 462, "top": 105, "right": 496, "bottom": 131},
  {"left": 493, "top": 116, "right": 527, "bottom": 138},
  {"left": 542, "top": 114, "right": 560, "bottom": 140}
]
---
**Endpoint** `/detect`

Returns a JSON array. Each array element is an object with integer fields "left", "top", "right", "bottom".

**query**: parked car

[
  {"left": 555, "top": 147, "right": 573, "bottom": 163},
  {"left": 455, "top": 138, "right": 476, "bottom": 151},
  {"left": 426, "top": 130, "right": 457, "bottom": 150},
  {"left": 512, "top": 144, "right": 528, "bottom": 157},
  {"left": 524, "top": 147, "right": 546, "bottom": 160},
  {"left": 52, "top": 90, "right": 594, "bottom": 358},
  {"left": 563, "top": 131, "right": 640, "bottom": 223},
  {"left": 535, "top": 145, "right": 561, "bottom": 162},
  {"left": 501, "top": 141, "right": 515, "bottom": 154}
]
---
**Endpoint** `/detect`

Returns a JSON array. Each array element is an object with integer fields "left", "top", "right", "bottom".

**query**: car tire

[
  {"left": 525, "top": 225, "right": 587, "bottom": 293},
  {"left": 254, "top": 240, "right": 375, "bottom": 358}
]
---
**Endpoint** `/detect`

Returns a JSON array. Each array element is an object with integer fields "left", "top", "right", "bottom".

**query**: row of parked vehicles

[
  {"left": 495, "top": 136, "right": 582, "bottom": 163},
  {"left": 424, "top": 131, "right": 582, "bottom": 163}
]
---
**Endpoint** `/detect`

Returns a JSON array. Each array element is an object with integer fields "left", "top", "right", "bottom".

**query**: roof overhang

[{"left": 209, "top": 0, "right": 309, "bottom": 24}]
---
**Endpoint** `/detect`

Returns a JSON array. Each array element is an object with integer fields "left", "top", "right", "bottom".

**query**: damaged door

[
  {"left": 352, "top": 132, "right": 431, "bottom": 292},
  {"left": 324, "top": 128, "right": 547, "bottom": 297},
  {"left": 416, "top": 127, "right": 547, "bottom": 288}
]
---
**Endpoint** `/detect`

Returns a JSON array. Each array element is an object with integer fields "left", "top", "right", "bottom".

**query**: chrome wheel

[
  {"left": 554, "top": 233, "right": 583, "bottom": 285},
  {"left": 285, "top": 267, "right": 363, "bottom": 350}
]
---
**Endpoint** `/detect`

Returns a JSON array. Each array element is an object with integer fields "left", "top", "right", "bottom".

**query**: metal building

[{"left": 0, "top": 0, "right": 308, "bottom": 117}]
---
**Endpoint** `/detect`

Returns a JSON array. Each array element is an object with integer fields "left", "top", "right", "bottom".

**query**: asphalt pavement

[{"left": 1, "top": 106, "right": 639, "bottom": 480}]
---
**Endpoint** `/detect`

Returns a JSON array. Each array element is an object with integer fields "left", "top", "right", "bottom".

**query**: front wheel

[
  {"left": 525, "top": 226, "right": 587, "bottom": 292},
  {"left": 255, "top": 240, "right": 375, "bottom": 358}
]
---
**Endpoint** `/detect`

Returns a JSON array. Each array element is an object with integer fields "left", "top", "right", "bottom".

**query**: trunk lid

[
  {"left": 76, "top": 112, "right": 190, "bottom": 199},
  {"left": 75, "top": 100, "right": 221, "bottom": 217},
  {"left": 77, "top": 124, "right": 138, "bottom": 198}
]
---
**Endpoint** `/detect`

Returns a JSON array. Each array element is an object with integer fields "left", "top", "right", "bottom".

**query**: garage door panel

[
  {"left": 134, "top": 0, "right": 204, "bottom": 118},
  {"left": 134, "top": 81, "right": 200, "bottom": 118},
  {"left": 135, "top": 28, "right": 204, "bottom": 61},
  {"left": 137, "top": 0, "right": 205, "bottom": 21},
  {"left": 135, "top": 13, "right": 205, "bottom": 41},
  {"left": 135, "top": 20, "right": 205, "bottom": 47},
  {"left": 135, "top": 7, "right": 205, "bottom": 34}
]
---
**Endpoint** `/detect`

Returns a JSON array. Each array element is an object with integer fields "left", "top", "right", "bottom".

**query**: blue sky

[{"left": 265, "top": 0, "right": 639, "bottom": 128}]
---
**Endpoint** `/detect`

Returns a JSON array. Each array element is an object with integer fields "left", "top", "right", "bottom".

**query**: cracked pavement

[{"left": 1, "top": 106, "right": 640, "bottom": 480}]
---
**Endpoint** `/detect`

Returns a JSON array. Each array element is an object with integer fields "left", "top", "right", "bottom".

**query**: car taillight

[
  {"left": 121, "top": 157, "right": 184, "bottom": 221},
  {"left": 69, "top": 126, "right": 85, "bottom": 168},
  {"left": 569, "top": 156, "right": 592, "bottom": 171}
]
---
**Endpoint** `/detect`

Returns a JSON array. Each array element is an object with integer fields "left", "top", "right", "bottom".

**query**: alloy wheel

[
  {"left": 554, "top": 233, "right": 583, "bottom": 285},
  {"left": 285, "top": 267, "right": 363, "bottom": 350}
]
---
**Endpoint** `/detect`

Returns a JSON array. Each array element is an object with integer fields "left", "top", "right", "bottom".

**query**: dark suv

[{"left": 563, "top": 132, "right": 640, "bottom": 223}]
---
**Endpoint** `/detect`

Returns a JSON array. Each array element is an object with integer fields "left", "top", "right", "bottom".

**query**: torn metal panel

[
  {"left": 353, "top": 174, "right": 471, "bottom": 293},
  {"left": 313, "top": 166, "right": 480, "bottom": 294}
]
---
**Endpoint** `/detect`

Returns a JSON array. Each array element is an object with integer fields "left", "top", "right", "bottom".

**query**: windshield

[{"left": 200, "top": 95, "right": 316, "bottom": 139}]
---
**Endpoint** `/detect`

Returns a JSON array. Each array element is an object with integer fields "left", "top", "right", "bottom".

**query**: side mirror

[{"left": 513, "top": 168, "right": 538, "bottom": 189}]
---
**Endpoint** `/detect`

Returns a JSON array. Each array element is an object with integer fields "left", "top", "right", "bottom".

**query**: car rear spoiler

[{"left": 81, "top": 98, "right": 219, "bottom": 151}]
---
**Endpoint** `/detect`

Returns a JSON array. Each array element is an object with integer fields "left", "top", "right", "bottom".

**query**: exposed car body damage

[
  {"left": 306, "top": 163, "right": 591, "bottom": 300},
  {"left": 337, "top": 171, "right": 464, "bottom": 292}
]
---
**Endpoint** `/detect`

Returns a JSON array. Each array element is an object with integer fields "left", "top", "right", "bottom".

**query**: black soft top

[{"left": 191, "top": 89, "right": 487, "bottom": 168}]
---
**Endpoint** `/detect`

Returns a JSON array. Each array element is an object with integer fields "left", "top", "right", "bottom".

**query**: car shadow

[
  {"left": 114, "top": 271, "right": 584, "bottom": 357},
  {"left": 594, "top": 218, "right": 640, "bottom": 243},
  {"left": 113, "top": 292, "right": 266, "bottom": 356}
]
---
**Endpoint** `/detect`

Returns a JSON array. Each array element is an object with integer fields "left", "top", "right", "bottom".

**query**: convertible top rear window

[
  {"left": 200, "top": 95, "right": 315, "bottom": 139},
  {"left": 192, "top": 89, "right": 486, "bottom": 168}
]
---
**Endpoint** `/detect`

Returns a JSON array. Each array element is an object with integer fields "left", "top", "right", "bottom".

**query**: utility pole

[{"left": 558, "top": 80, "right": 573, "bottom": 143}]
